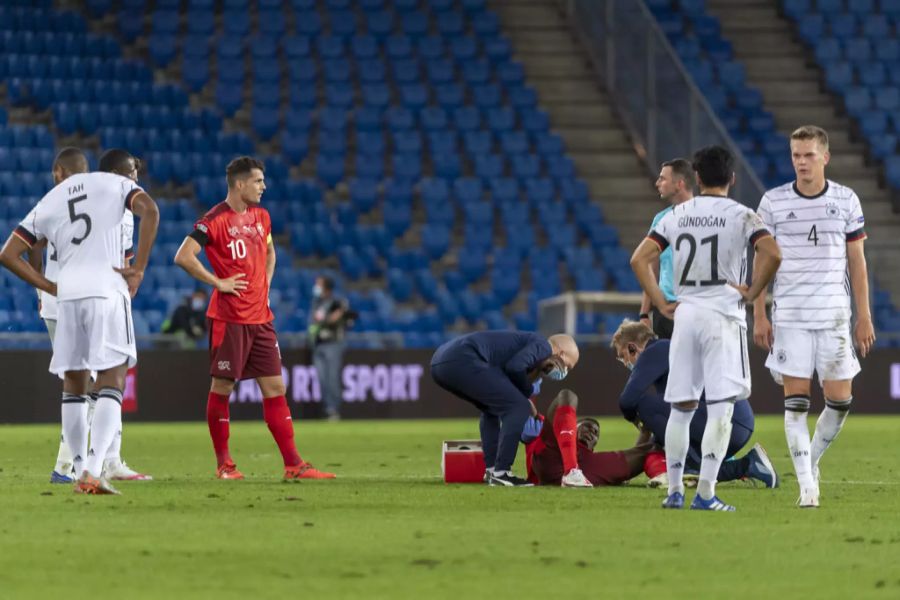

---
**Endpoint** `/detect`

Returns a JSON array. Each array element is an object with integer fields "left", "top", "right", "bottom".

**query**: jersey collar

[{"left": 792, "top": 180, "right": 829, "bottom": 199}]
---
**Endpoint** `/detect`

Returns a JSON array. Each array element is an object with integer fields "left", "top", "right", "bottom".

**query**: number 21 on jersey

[{"left": 227, "top": 238, "right": 247, "bottom": 260}]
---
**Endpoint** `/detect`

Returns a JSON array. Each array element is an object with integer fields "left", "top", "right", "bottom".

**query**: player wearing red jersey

[
  {"left": 525, "top": 389, "right": 654, "bottom": 487},
  {"left": 174, "top": 157, "right": 334, "bottom": 481}
]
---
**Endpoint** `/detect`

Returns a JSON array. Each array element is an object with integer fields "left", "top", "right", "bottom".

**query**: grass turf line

[{"left": 1, "top": 416, "right": 899, "bottom": 599}]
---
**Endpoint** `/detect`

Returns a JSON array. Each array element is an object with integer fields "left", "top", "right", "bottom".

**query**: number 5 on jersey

[{"left": 227, "top": 239, "right": 247, "bottom": 260}]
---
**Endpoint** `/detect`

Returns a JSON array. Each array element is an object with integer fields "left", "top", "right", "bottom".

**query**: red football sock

[
  {"left": 644, "top": 450, "right": 667, "bottom": 479},
  {"left": 207, "top": 391, "right": 232, "bottom": 467},
  {"left": 263, "top": 395, "right": 301, "bottom": 467},
  {"left": 553, "top": 405, "right": 578, "bottom": 474}
]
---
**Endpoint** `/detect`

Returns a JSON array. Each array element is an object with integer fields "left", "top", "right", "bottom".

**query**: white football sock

[
  {"left": 697, "top": 401, "right": 734, "bottom": 500},
  {"left": 811, "top": 397, "right": 851, "bottom": 472},
  {"left": 105, "top": 427, "right": 122, "bottom": 463},
  {"left": 61, "top": 394, "right": 89, "bottom": 478},
  {"left": 54, "top": 430, "right": 73, "bottom": 473},
  {"left": 665, "top": 406, "right": 695, "bottom": 496},
  {"left": 784, "top": 394, "right": 814, "bottom": 489},
  {"left": 85, "top": 389, "right": 123, "bottom": 478},
  {"left": 86, "top": 392, "right": 98, "bottom": 427}
]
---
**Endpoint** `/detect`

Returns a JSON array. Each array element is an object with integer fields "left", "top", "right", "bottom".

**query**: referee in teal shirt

[{"left": 639, "top": 159, "right": 694, "bottom": 339}]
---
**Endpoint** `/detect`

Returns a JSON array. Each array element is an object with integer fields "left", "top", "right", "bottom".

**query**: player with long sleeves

[
  {"left": 753, "top": 125, "right": 875, "bottom": 508},
  {"left": 631, "top": 145, "right": 782, "bottom": 511},
  {"left": 430, "top": 331, "right": 580, "bottom": 486},
  {"left": 174, "top": 156, "right": 333, "bottom": 481},
  {"left": 0, "top": 148, "right": 160, "bottom": 495},
  {"left": 612, "top": 320, "right": 777, "bottom": 488}
]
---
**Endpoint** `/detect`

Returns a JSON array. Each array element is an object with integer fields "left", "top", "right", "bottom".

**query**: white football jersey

[
  {"left": 757, "top": 180, "right": 865, "bottom": 330},
  {"left": 15, "top": 172, "right": 142, "bottom": 302},
  {"left": 39, "top": 210, "right": 134, "bottom": 320},
  {"left": 650, "top": 195, "right": 770, "bottom": 321}
]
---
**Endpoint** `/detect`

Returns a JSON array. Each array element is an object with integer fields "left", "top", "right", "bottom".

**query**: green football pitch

[{"left": 2, "top": 416, "right": 899, "bottom": 599}]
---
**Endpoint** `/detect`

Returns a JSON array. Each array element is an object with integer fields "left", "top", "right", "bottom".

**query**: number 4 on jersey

[{"left": 808, "top": 224, "right": 819, "bottom": 246}]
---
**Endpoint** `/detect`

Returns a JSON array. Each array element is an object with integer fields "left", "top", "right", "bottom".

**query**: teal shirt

[{"left": 651, "top": 207, "right": 677, "bottom": 302}]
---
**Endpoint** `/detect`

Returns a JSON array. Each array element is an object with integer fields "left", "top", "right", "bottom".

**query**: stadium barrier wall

[{"left": 2, "top": 347, "right": 900, "bottom": 423}]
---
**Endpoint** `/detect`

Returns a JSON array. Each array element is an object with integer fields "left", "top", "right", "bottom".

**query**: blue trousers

[{"left": 431, "top": 358, "right": 531, "bottom": 473}]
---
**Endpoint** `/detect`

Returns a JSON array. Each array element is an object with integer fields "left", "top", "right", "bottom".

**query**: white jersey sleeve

[
  {"left": 122, "top": 210, "right": 135, "bottom": 260},
  {"left": 845, "top": 191, "right": 866, "bottom": 242}
]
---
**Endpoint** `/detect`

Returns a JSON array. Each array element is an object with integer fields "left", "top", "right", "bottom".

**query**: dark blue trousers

[{"left": 431, "top": 358, "right": 531, "bottom": 473}]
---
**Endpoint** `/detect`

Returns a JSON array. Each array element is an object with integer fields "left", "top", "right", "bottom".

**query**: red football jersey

[{"left": 190, "top": 202, "right": 274, "bottom": 324}]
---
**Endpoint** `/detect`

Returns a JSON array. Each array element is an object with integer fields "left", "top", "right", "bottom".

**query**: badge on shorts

[{"left": 777, "top": 350, "right": 787, "bottom": 364}]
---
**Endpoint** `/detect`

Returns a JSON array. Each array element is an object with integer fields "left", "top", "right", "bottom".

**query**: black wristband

[{"left": 639, "top": 313, "right": 650, "bottom": 320}]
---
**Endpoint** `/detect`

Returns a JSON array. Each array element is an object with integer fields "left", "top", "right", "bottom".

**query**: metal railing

[{"left": 566, "top": 0, "right": 767, "bottom": 207}]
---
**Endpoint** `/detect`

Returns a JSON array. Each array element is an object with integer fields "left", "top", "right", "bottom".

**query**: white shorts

[
  {"left": 765, "top": 325, "right": 861, "bottom": 384},
  {"left": 665, "top": 303, "right": 751, "bottom": 403},
  {"left": 49, "top": 295, "right": 137, "bottom": 376}
]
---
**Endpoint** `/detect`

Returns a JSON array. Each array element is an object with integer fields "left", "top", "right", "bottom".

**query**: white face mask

[
  {"left": 312, "top": 284, "right": 323, "bottom": 298},
  {"left": 546, "top": 365, "right": 568, "bottom": 381},
  {"left": 191, "top": 298, "right": 205, "bottom": 311}
]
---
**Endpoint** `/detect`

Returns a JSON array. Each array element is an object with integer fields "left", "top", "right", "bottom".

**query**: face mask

[
  {"left": 546, "top": 365, "right": 568, "bottom": 381},
  {"left": 625, "top": 361, "right": 635, "bottom": 372},
  {"left": 312, "top": 284, "right": 323, "bottom": 298},
  {"left": 191, "top": 298, "right": 205, "bottom": 311}
]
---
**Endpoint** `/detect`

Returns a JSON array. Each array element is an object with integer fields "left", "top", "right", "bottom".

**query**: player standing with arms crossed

[
  {"left": 631, "top": 145, "right": 782, "bottom": 511},
  {"left": 174, "top": 157, "right": 334, "bottom": 481},
  {"left": 753, "top": 126, "right": 875, "bottom": 508},
  {"left": 0, "top": 149, "right": 160, "bottom": 494}
]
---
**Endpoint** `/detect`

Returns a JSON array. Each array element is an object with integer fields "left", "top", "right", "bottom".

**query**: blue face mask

[
  {"left": 547, "top": 365, "right": 568, "bottom": 381},
  {"left": 312, "top": 284, "right": 323, "bottom": 298},
  {"left": 625, "top": 361, "right": 635, "bottom": 372}
]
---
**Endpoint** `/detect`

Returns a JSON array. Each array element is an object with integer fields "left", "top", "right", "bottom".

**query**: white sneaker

[
  {"left": 102, "top": 459, "right": 153, "bottom": 481},
  {"left": 647, "top": 472, "right": 669, "bottom": 488},
  {"left": 798, "top": 486, "right": 819, "bottom": 508},
  {"left": 561, "top": 468, "right": 593, "bottom": 488}
]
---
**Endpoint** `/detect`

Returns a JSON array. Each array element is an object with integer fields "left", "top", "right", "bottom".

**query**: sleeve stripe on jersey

[
  {"left": 13, "top": 225, "right": 37, "bottom": 247},
  {"left": 846, "top": 227, "right": 866, "bottom": 242},
  {"left": 749, "top": 229, "right": 771, "bottom": 246},
  {"left": 648, "top": 231, "right": 669, "bottom": 251},
  {"left": 124, "top": 187, "right": 141, "bottom": 211}
]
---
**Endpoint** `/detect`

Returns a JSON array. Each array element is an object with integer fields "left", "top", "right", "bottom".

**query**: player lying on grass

[
  {"left": 523, "top": 388, "right": 655, "bottom": 487},
  {"left": 612, "top": 319, "right": 778, "bottom": 489}
]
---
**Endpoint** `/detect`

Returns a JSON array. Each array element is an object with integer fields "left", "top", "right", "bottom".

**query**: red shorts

[
  {"left": 208, "top": 319, "right": 282, "bottom": 381},
  {"left": 531, "top": 444, "right": 632, "bottom": 487}
]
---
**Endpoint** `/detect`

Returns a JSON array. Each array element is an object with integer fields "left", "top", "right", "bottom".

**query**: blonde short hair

[
  {"left": 610, "top": 319, "right": 657, "bottom": 349},
  {"left": 790, "top": 125, "right": 829, "bottom": 152}
]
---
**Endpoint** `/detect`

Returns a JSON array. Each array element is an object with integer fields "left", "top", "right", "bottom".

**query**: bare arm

[
  {"left": 174, "top": 236, "right": 247, "bottom": 296},
  {"left": 27, "top": 238, "right": 45, "bottom": 273},
  {"left": 631, "top": 239, "right": 674, "bottom": 317},
  {"left": 742, "top": 236, "right": 781, "bottom": 302},
  {"left": 847, "top": 239, "right": 875, "bottom": 357},
  {"left": 639, "top": 257, "right": 660, "bottom": 325},
  {"left": 114, "top": 191, "right": 160, "bottom": 297},
  {"left": 266, "top": 239, "right": 275, "bottom": 287},
  {"left": 751, "top": 250, "right": 774, "bottom": 351},
  {"left": 0, "top": 234, "right": 56, "bottom": 295}
]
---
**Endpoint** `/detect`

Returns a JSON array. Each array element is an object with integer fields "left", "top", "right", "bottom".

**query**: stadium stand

[{"left": 0, "top": 0, "right": 638, "bottom": 348}]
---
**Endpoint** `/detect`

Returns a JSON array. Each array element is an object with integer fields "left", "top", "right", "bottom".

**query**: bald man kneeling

[{"left": 430, "top": 331, "right": 579, "bottom": 486}]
